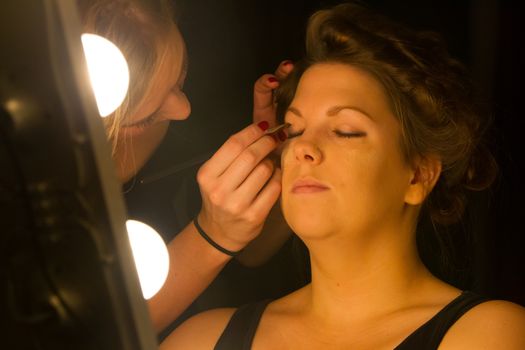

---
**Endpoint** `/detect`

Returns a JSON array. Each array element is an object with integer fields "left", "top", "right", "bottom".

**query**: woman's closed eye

[
  {"left": 286, "top": 129, "right": 303, "bottom": 139},
  {"left": 125, "top": 111, "right": 159, "bottom": 129},
  {"left": 333, "top": 130, "right": 366, "bottom": 138},
  {"left": 286, "top": 129, "right": 366, "bottom": 139}
]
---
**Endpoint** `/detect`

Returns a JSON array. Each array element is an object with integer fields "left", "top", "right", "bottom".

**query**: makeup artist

[{"left": 79, "top": 0, "right": 293, "bottom": 335}]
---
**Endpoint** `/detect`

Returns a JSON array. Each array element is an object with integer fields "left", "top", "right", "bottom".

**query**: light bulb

[
  {"left": 126, "top": 220, "right": 169, "bottom": 300},
  {"left": 81, "top": 33, "right": 129, "bottom": 117}
]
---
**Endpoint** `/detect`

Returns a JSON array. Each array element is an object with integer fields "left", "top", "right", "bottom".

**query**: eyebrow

[{"left": 287, "top": 105, "right": 374, "bottom": 120}]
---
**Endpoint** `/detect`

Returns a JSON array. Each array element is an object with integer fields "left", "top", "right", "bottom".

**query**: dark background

[
  {"left": 4, "top": 1, "right": 523, "bottom": 348},
  {"left": 125, "top": 0, "right": 525, "bottom": 325}
]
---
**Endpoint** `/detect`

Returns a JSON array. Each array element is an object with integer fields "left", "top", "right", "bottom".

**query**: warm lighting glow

[
  {"left": 81, "top": 33, "right": 129, "bottom": 117},
  {"left": 126, "top": 220, "right": 169, "bottom": 300}
]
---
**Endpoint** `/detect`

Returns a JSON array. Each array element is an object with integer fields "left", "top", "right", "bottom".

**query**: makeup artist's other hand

[
  {"left": 253, "top": 60, "right": 294, "bottom": 127},
  {"left": 196, "top": 122, "right": 283, "bottom": 253}
]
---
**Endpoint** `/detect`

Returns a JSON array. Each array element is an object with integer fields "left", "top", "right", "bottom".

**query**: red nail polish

[
  {"left": 268, "top": 77, "right": 278, "bottom": 83},
  {"left": 283, "top": 60, "right": 293, "bottom": 66},
  {"left": 257, "top": 121, "right": 269, "bottom": 131}
]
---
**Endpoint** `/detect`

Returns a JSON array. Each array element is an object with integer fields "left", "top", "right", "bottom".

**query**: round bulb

[
  {"left": 81, "top": 33, "right": 129, "bottom": 117},
  {"left": 126, "top": 220, "right": 169, "bottom": 300}
]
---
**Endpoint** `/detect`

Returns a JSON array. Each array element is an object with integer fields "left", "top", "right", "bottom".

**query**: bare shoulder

[
  {"left": 160, "top": 308, "right": 236, "bottom": 350},
  {"left": 441, "top": 299, "right": 525, "bottom": 349}
]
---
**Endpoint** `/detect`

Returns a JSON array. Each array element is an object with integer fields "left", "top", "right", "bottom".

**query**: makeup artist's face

[
  {"left": 281, "top": 63, "right": 414, "bottom": 240},
  {"left": 111, "top": 30, "right": 190, "bottom": 182},
  {"left": 122, "top": 30, "right": 190, "bottom": 138}
]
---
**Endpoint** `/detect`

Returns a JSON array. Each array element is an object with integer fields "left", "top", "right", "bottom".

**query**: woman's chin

[{"left": 286, "top": 211, "right": 334, "bottom": 240}]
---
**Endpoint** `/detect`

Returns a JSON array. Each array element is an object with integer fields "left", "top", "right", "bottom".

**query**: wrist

[{"left": 193, "top": 216, "right": 243, "bottom": 257}]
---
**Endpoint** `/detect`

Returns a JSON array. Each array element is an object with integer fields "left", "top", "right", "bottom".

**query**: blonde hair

[{"left": 78, "top": 0, "right": 183, "bottom": 154}]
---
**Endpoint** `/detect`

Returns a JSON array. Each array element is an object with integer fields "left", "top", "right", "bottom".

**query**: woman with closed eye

[
  {"left": 79, "top": 0, "right": 294, "bottom": 334},
  {"left": 160, "top": 2, "right": 525, "bottom": 349}
]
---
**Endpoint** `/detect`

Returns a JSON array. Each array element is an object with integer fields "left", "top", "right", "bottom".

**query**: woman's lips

[{"left": 291, "top": 178, "right": 329, "bottom": 194}]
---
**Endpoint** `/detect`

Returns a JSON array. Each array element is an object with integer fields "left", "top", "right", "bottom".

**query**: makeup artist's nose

[
  {"left": 164, "top": 88, "right": 191, "bottom": 121},
  {"left": 293, "top": 139, "right": 323, "bottom": 165}
]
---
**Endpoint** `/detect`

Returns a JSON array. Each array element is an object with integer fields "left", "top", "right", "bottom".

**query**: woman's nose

[
  {"left": 164, "top": 89, "right": 191, "bottom": 120},
  {"left": 293, "top": 138, "right": 323, "bottom": 164}
]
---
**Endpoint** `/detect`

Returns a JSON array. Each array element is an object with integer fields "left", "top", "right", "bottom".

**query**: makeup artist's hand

[
  {"left": 251, "top": 60, "right": 294, "bottom": 168},
  {"left": 195, "top": 122, "right": 283, "bottom": 253},
  {"left": 253, "top": 60, "right": 294, "bottom": 127}
]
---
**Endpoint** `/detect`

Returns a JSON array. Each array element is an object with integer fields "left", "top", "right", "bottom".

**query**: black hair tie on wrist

[{"left": 193, "top": 217, "right": 241, "bottom": 257}]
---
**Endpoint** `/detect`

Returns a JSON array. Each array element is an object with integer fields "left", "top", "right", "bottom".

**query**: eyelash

[
  {"left": 129, "top": 113, "right": 158, "bottom": 129},
  {"left": 287, "top": 130, "right": 366, "bottom": 139}
]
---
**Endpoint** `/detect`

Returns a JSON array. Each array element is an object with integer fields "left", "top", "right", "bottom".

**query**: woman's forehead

[
  {"left": 158, "top": 28, "right": 185, "bottom": 82},
  {"left": 152, "top": 30, "right": 185, "bottom": 87},
  {"left": 291, "top": 63, "right": 391, "bottom": 113},
  {"left": 128, "top": 29, "right": 186, "bottom": 122}
]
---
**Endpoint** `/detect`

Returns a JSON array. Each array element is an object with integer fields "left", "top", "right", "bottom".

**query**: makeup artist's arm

[
  {"left": 235, "top": 60, "right": 294, "bottom": 267},
  {"left": 148, "top": 122, "right": 282, "bottom": 332}
]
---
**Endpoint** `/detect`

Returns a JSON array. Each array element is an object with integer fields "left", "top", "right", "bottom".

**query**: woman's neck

[{"left": 302, "top": 223, "right": 435, "bottom": 326}]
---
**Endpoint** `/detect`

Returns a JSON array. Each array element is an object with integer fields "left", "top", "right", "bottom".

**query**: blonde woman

[{"left": 79, "top": 0, "right": 292, "bottom": 333}]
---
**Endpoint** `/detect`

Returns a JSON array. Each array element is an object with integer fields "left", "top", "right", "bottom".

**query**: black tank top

[{"left": 214, "top": 291, "right": 489, "bottom": 350}]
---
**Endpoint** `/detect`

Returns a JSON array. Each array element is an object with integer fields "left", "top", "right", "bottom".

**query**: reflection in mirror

[{"left": 1, "top": 0, "right": 157, "bottom": 349}]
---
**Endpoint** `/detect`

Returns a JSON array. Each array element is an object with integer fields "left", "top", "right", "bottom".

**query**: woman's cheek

[{"left": 280, "top": 142, "right": 293, "bottom": 169}]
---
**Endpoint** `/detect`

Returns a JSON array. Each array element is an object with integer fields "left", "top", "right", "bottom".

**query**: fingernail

[
  {"left": 277, "top": 130, "right": 287, "bottom": 142},
  {"left": 257, "top": 121, "right": 269, "bottom": 131},
  {"left": 268, "top": 77, "right": 278, "bottom": 83},
  {"left": 283, "top": 60, "right": 293, "bottom": 66}
]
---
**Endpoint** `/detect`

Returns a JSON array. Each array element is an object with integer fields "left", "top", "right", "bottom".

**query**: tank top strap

[
  {"left": 214, "top": 299, "right": 272, "bottom": 350},
  {"left": 395, "top": 291, "right": 490, "bottom": 350}
]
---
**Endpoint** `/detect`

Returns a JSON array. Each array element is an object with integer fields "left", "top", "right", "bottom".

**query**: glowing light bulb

[
  {"left": 81, "top": 33, "right": 129, "bottom": 117},
  {"left": 126, "top": 220, "right": 169, "bottom": 300}
]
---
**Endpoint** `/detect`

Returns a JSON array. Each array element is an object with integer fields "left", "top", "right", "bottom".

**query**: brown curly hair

[{"left": 276, "top": 2, "right": 497, "bottom": 226}]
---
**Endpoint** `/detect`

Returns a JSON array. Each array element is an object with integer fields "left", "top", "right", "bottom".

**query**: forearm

[
  {"left": 147, "top": 221, "right": 231, "bottom": 332},
  {"left": 148, "top": 123, "right": 283, "bottom": 332}
]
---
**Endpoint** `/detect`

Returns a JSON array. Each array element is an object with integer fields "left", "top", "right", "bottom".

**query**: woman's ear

[{"left": 404, "top": 155, "right": 442, "bottom": 205}]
